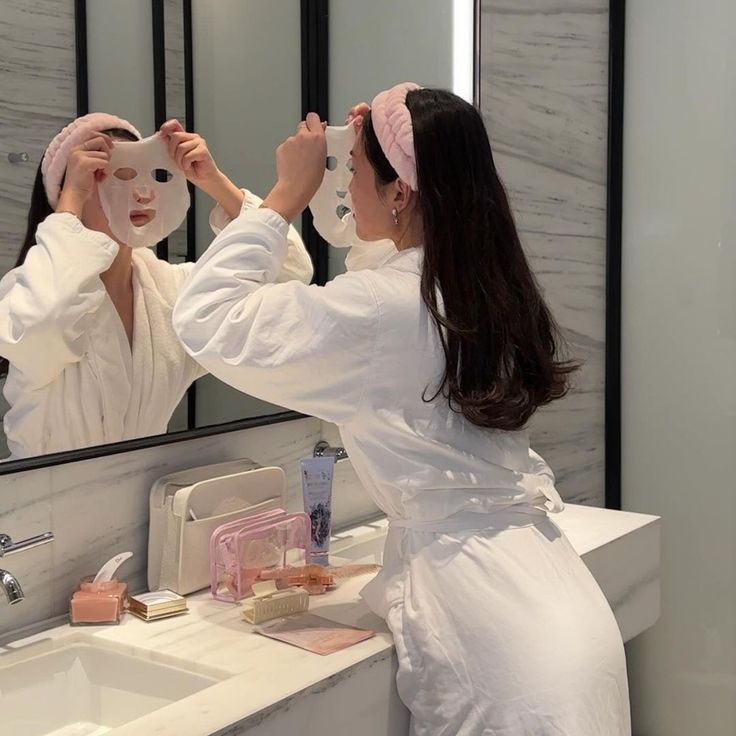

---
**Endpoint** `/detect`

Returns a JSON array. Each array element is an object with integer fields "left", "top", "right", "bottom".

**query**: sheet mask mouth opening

[{"left": 129, "top": 210, "right": 156, "bottom": 227}]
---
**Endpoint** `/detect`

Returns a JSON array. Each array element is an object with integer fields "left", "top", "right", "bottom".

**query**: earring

[{"left": 392, "top": 208, "right": 400, "bottom": 226}]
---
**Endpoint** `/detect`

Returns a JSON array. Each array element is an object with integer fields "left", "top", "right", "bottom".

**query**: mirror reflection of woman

[
  {"left": 0, "top": 113, "right": 312, "bottom": 460},
  {"left": 174, "top": 85, "right": 631, "bottom": 734}
]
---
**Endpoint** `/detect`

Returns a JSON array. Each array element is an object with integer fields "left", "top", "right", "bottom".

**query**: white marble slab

[
  {"left": 0, "top": 504, "right": 660, "bottom": 735},
  {"left": 480, "top": 0, "right": 609, "bottom": 506}
]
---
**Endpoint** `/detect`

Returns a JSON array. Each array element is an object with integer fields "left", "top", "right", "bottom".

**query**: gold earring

[{"left": 392, "top": 208, "right": 400, "bottom": 226}]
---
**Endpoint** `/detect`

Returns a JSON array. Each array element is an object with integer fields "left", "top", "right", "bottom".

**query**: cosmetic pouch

[
  {"left": 148, "top": 459, "right": 286, "bottom": 594},
  {"left": 210, "top": 511, "right": 311, "bottom": 602}
]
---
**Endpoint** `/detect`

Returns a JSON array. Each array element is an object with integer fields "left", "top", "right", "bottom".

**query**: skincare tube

[{"left": 300, "top": 456, "right": 335, "bottom": 566}]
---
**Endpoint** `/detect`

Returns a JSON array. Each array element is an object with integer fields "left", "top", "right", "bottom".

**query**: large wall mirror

[{"left": 0, "top": 0, "right": 475, "bottom": 473}]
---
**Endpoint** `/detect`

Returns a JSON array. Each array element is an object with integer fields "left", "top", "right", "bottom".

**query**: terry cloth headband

[
  {"left": 41, "top": 112, "right": 141, "bottom": 208},
  {"left": 370, "top": 82, "right": 422, "bottom": 191}
]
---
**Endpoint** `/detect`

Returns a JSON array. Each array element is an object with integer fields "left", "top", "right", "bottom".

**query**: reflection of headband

[
  {"left": 41, "top": 113, "right": 141, "bottom": 208},
  {"left": 370, "top": 82, "right": 423, "bottom": 191}
]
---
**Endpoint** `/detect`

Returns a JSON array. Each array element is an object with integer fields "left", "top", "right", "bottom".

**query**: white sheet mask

[
  {"left": 98, "top": 134, "right": 190, "bottom": 249},
  {"left": 309, "top": 124, "right": 396, "bottom": 271},
  {"left": 309, "top": 124, "right": 357, "bottom": 248}
]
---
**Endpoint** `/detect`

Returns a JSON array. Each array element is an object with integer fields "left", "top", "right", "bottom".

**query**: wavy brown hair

[{"left": 362, "top": 88, "right": 579, "bottom": 431}]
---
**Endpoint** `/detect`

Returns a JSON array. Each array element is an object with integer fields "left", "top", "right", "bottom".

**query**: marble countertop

[{"left": 1, "top": 504, "right": 660, "bottom": 735}]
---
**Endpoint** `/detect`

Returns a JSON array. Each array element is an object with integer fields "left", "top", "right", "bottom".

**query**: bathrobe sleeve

[
  {"left": 209, "top": 188, "right": 314, "bottom": 285},
  {"left": 173, "top": 208, "right": 379, "bottom": 425},
  {"left": 0, "top": 213, "right": 118, "bottom": 390}
]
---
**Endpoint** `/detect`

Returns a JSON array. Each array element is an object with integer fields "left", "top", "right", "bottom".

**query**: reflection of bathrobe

[
  {"left": 172, "top": 207, "right": 631, "bottom": 736},
  {"left": 0, "top": 191, "right": 312, "bottom": 460}
]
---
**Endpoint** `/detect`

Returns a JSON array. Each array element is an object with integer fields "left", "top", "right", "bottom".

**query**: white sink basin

[
  {"left": 331, "top": 519, "right": 388, "bottom": 565},
  {"left": 0, "top": 634, "right": 223, "bottom": 735},
  {"left": 331, "top": 535, "right": 385, "bottom": 565}
]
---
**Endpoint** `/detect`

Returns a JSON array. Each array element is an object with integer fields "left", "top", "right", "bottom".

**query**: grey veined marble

[
  {"left": 480, "top": 0, "right": 609, "bottom": 506},
  {"left": 0, "top": 0, "right": 77, "bottom": 275}
]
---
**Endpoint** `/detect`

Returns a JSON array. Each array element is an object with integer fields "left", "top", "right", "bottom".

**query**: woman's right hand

[
  {"left": 56, "top": 133, "right": 113, "bottom": 216},
  {"left": 262, "top": 112, "right": 327, "bottom": 223}
]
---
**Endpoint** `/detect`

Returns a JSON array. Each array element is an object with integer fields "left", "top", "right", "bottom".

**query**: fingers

[
  {"left": 167, "top": 130, "right": 199, "bottom": 164},
  {"left": 76, "top": 134, "right": 113, "bottom": 153},
  {"left": 346, "top": 102, "right": 371, "bottom": 123},
  {"left": 181, "top": 143, "right": 208, "bottom": 172},
  {"left": 160, "top": 118, "right": 185, "bottom": 137},
  {"left": 174, "top": 138, "right": 199, "bottom": 171},
  {"left": 305, "top": 112, "right": 323, "bottom": 133},
  {"left": 72, "top": 149, "right": 110, "bottom": 182}
]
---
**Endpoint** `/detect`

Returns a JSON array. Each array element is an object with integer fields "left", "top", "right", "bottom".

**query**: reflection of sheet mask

[
  {"left": 309, "top": 124, "right": 396, "bottom": 272},
  {"left": 98, "top": 134, "right": 190, "bottom": 249}
]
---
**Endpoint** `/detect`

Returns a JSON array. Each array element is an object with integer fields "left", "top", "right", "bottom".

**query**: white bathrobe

[
  {"left": 172, "top": 206, "right": 631, "bottom": 735},
  {"left": 0, "top": 191, "right": 312, "bottom": 460}
]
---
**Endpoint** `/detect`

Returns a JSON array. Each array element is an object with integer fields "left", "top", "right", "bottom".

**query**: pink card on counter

[{"left": 255, "top": 613, "right": 375, "bottom": 655}]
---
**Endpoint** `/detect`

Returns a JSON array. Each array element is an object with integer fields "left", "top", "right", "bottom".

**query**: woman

[
  {"left": 173, "top": 84, "right": 630, "bottom": 734},
  {"left": 0, "top": 113, "right": 312, "bottom": 459}
]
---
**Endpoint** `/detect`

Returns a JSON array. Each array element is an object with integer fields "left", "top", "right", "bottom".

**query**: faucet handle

[
  {"left": 0, "top": 531, "right": 54, "bottom": 558},
  {"left": 313, "top": 441, "right": 349, "bottom": 462}
]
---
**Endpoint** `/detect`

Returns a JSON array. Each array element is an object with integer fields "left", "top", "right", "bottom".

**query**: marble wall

[
  {"left": 0, "top": 0, "right": 77, "bottom": 457},
  {"left": 0, "top": 417, "right": 379, "bottom": 640},
  {"left": 480, "top": 0, "right": 609, "bottom": 505},
  {"left": 0, "top": 0, "right": 76, "bottom": 274}
]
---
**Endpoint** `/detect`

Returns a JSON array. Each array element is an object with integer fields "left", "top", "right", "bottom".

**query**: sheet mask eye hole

[
  {"left": 336, "top": 204, "right": 351, "bottom": 219},
  {"left": 346, "top": 157, "right": 355, "bottom": 173},
  {"left": 326, "top": 156, "right": 338, "bottom": 171},
  {"left": 113, "top": 167, "right": 137, "bottom": 181},
  {"left": 152, "top": 168, "right": 174, "bottom": 182}
]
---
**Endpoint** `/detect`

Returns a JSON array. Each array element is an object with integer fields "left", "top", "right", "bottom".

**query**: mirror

[
  {"left": 0, "top": 0, "right": 472, "bottom": 468},
  {"left": 0, "top": 0, "right": 306, "bottom": 463}
]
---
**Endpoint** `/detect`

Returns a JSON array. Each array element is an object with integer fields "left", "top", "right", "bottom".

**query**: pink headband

[
  {"left": 370, "top": 82, "right": 422, "bottom": 191},
  {"left": 41, "top": 112, "right": 141, "bottom": 208}
]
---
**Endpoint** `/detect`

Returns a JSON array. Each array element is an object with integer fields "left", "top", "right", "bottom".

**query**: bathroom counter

[{"left": 2, "top": 504, "right": 660, "bottom": 735}]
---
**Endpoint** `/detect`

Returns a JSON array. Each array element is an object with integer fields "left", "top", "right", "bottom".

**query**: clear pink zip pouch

[
  {"left": 210, "top": 509, "right": 288, "bottom": 601},
  {"left": 210, "top": 511, "right": 312, "bottom": 602}
]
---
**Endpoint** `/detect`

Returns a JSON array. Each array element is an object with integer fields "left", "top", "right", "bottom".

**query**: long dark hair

[
  {"left": 0, "top": 127, "right": 139, "bottom": 379},
  {"left": 362, "top": 88, "right": 578, "bottom": 431}
]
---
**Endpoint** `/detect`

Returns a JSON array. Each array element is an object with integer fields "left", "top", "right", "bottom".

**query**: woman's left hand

[
  {"left": 160, "top": 119, "right": 244, "bottom": 218},
  {"left": 160, "top": 119, "right": 221, "bottom": 191}
]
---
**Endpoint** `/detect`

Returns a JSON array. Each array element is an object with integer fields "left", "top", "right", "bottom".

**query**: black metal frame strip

[
  {"left": 300, "top": 0, "right": 329, "bottom": 285},
  {"left": 182, "top": 0, "right": 197, "bottom": 430},
  {"left": 151, "top": 0, "right": 169, "bottom": 261},
  {"left": 0, "top": 411, "right": 307, "bottom": 476},
  {"left": 605, "top": 0, "right": 625, "bottom": 510},
  {"left": 473, "top": 0, "right": 481, "bottom": 108},
  {"left": 74, "top": 0, "right": 88, "bottom": 115}
]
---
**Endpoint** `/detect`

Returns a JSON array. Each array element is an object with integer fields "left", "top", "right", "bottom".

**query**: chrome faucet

[
  {"left": 0, "top": 570, "right": 23, "bottom": 605},
  {"left": 313, "top": 441, "right": 349, "bottom": 462},
  {"left": 0, "top": 531, "right": 54, "bottom": 605}
]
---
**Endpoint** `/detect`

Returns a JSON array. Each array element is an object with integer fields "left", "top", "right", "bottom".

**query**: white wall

[
  {"left": 327, "top": 0, "right": 469, "bottom": 279},
  {"left": 191, "top": 0, "right": 302, "bottom": 424},
  {"left": 621, "top": 1, "right": 736, "bottom": 733},
  {"left": 87, "top": 0, "right": 155, "bottom": 132}
]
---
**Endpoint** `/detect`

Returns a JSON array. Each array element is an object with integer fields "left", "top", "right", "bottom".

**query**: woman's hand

[
  {"left": 56, "top": 133, "right": 113, "bottom": 217},
  {"left": 160, "top": 119, "right": 220, "bottom": 189},
  {"left": 346, "top": 102, "right": 371, "bottom": 125},
  {"left": 160, "top": 119, "right": 243, "bottom": 218},
  {"left": 262, "top": 113, "right": 327, "bottom": 223}
]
